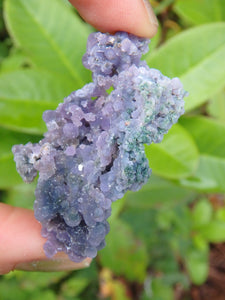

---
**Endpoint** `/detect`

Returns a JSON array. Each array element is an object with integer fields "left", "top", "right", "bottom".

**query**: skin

[
  {"left": 0, "top": 0, "right": 157, "bottom": 275},
  {"left": 69, "top": 0, "right": 158, "bottom": 38}
]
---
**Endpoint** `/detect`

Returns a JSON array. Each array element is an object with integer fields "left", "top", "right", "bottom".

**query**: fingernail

[
  {"left": 142, "top": 0, "right": 158, "bottom": 35},
  {"left": 14, "top": 253, "right": 92, "bottom": 272}
]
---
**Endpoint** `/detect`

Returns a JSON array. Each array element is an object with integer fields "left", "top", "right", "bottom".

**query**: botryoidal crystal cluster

[{"left": 12, "top": 32, "right": 185, "bottom": 262}]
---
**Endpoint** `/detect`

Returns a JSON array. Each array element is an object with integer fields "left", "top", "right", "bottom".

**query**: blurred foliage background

[{"left": 0, "top": 0, "right": 225, "bottom": 299}]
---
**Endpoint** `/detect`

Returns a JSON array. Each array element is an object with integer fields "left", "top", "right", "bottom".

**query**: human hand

[
  {"left": 0, "top": 0, "right": 158, "bottom": 275},
  {"left": 0, "top": 203, "right": 92, "bottom": 274},
  {"left": 69, "top": 0, "right": 158, "bottom": 38}
]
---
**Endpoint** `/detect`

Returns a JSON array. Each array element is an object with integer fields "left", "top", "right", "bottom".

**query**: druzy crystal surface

[{"left": 12, "top": 32, "right": 185, "bottom": 262}]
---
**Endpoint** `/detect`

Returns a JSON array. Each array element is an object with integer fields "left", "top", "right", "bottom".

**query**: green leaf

[
  {"left": 121, "top": 207, "right": 159, "bottom": 250},
  {"left": 0, "top": 279, "right": 30, "bottom": 300},
  {"left": 180, "top": 155, "right": 225, "bottom": 193},
  {"left": 99, "top": 220, "right": 148, "bottom": 282},
  {"left": 1, "top": 271, "right": 67, "bottom": 300},
  {"left": 60, "top": 262, "right": 98, "bottom": 299},
  {"left": 60, "top": 276, "right": 89, "bottom": 298},
  {"left": 199, "top": 220, "right": 225, "bottom": 243},
  {"left": 175, "top": 0, "right": 225, "bottom": 25},
  {"left": 0, "top": 69, "right": 74, "bottom": 134},
  {"left": 142, "top": 278, "right": 174, "bottom": 300},
  {"left": 4, "top": 0, "right": 92, "bottom": 87},
  {"left": 207, "top": 89, "right": 225, "bottom": 123},
  {"left": 180, "top": 116, "right": 225, "bottom": 159},
  {"left": 145, "top": 124, "right": 199, "bottom": 179},
  {"left": 125, "top": 175, "right": 195, "bottom": 209},
  {"left": 0, "top": 48, "right": 31, "bottom": 72},
  {"left": 185, "top": 248, "right": 209, "bottom": 285},
  {"left": 0, "top": 41, "right": 9, "bottom": 62},
  {"left": 146, "top": 23, "right": 225, "bottom": 111},
  {"left": 192, "top": 234, "right": 209, "bottom": 252},
  {"left": 109, "top": 196, "right": 126, "bottom": 222},
  {"left": 120, "top": 206, "right": 190, "bottom": 274},
  {"left": 0, "top": 127, "right": 40, "bottom": 189},
  {"left": 215, "top": 207, "right": 225, "bottom": 222},
  {"left": 153, "top": 0, "right": 175, "bottom": 15},
  {"left": 192, "top": 198, "right": 213, "bottom": 228},
  {"left": 179, "top": 116, "right": 225, "bottom": 192},
  {"left": 32, "top": 291, "right": 56, "bottom": 300},
  {"left": 3, "top": 183, "right": 36, "bottom": 209},
  {"left": 0, "top": 153, "right": 22, "bottom": 189}
]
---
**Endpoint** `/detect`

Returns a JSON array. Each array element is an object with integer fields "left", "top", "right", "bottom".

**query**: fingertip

[
  {"left": 0, "top": 204, "right": 46, "bottom": 274},
  {"left": 141, "top": 0, "right": 158, "bottom": 38},
  {"left": 0, "top": 204, "right": 92, "bottom": 274},
  {"left": 69, "top": 0, "right": 158, "bottom": 38},
  {"left": 15, "top": 254, "right": 92, "bottom": 272}
]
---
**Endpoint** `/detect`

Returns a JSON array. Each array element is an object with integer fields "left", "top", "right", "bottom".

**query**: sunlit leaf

[
  {"left": 145, "top": 124, "right": 199, "bottom": 179},
  {"left": 175, "top": 0, "right": 225, "bottom": 25},
  {"left": 207, "top": 89, "right": 225, "bottom": 123},
  {"left": 199, "top": 220, "right": 225, "bottom": 243},
  {"left": 4, "top": 0, "right": 92, "bottom": 87},
  {"left": 146, "top": 23, "right": 225, "bottom": 111},
  {"left": 180, "top": 116, "right": 225, "bottom": 159},
  {"left": 180, "top": 155, "right": 225, "bottom": 193},
  {"left": 0, "top": 69, "right": 75, "bottom": 133}
]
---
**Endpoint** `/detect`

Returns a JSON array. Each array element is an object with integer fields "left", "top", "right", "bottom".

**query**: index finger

[{"left": 69, "top": 0, "right": 158, "bottom": 38}]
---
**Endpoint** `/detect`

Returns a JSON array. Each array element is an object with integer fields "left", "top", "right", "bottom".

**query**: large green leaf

[
  {"left": 145, "top": 124, "right": 199, "bottom": 179},
  {"left": 207, "top": 89, "right": 225, "bottom": 123},
  {"left": 0, "top": 48, "right": 31, "bottom": 72},
  {"left": 99, "top": 220, "right": 148, "bottom": 282},
  {"left": 179, "top": 116, "right": 225, "bottom": 192},
  {"left": 180, "top": 155, "right": 225, "bottom": 193},
  {"left": 4, "top": 0, "right": 92, "bottom": 87},
  {"left": 0, "top": 128, "right": 40, "bottom": 189},
  {"left": 0, "top": 41, "right": 9, "bottom": 62},
  {"left": 0, "top": 69, "right": 75, "bottom": 134},
  {"left": 125, "top": 175, "right": 195, "bottom": 209},
  {"left": 180, "top": 116, "right": 225, "bottom": 159},
  {"left": 175, "top": 0, "right": 225, "bottom": 25},
  {"left": 146, "top": 23, "right": 225, "bottom": 111}
]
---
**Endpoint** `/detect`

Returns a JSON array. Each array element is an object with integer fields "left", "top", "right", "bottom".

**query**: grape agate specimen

[{"left": 12, "top": 32, "right": 185, "bottom": 262}]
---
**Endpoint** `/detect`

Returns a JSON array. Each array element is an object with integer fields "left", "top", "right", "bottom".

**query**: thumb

[
  {"left": 0, "top": 203, "right": 91, "bottom": 274},
  {"left": 69, "top": 0, "right": 158, "bottom": 38}
]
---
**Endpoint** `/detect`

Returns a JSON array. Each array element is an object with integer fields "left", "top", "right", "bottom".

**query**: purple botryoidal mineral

[{"left": 12, "top": 32, "right": 185, "bottom": 262}]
